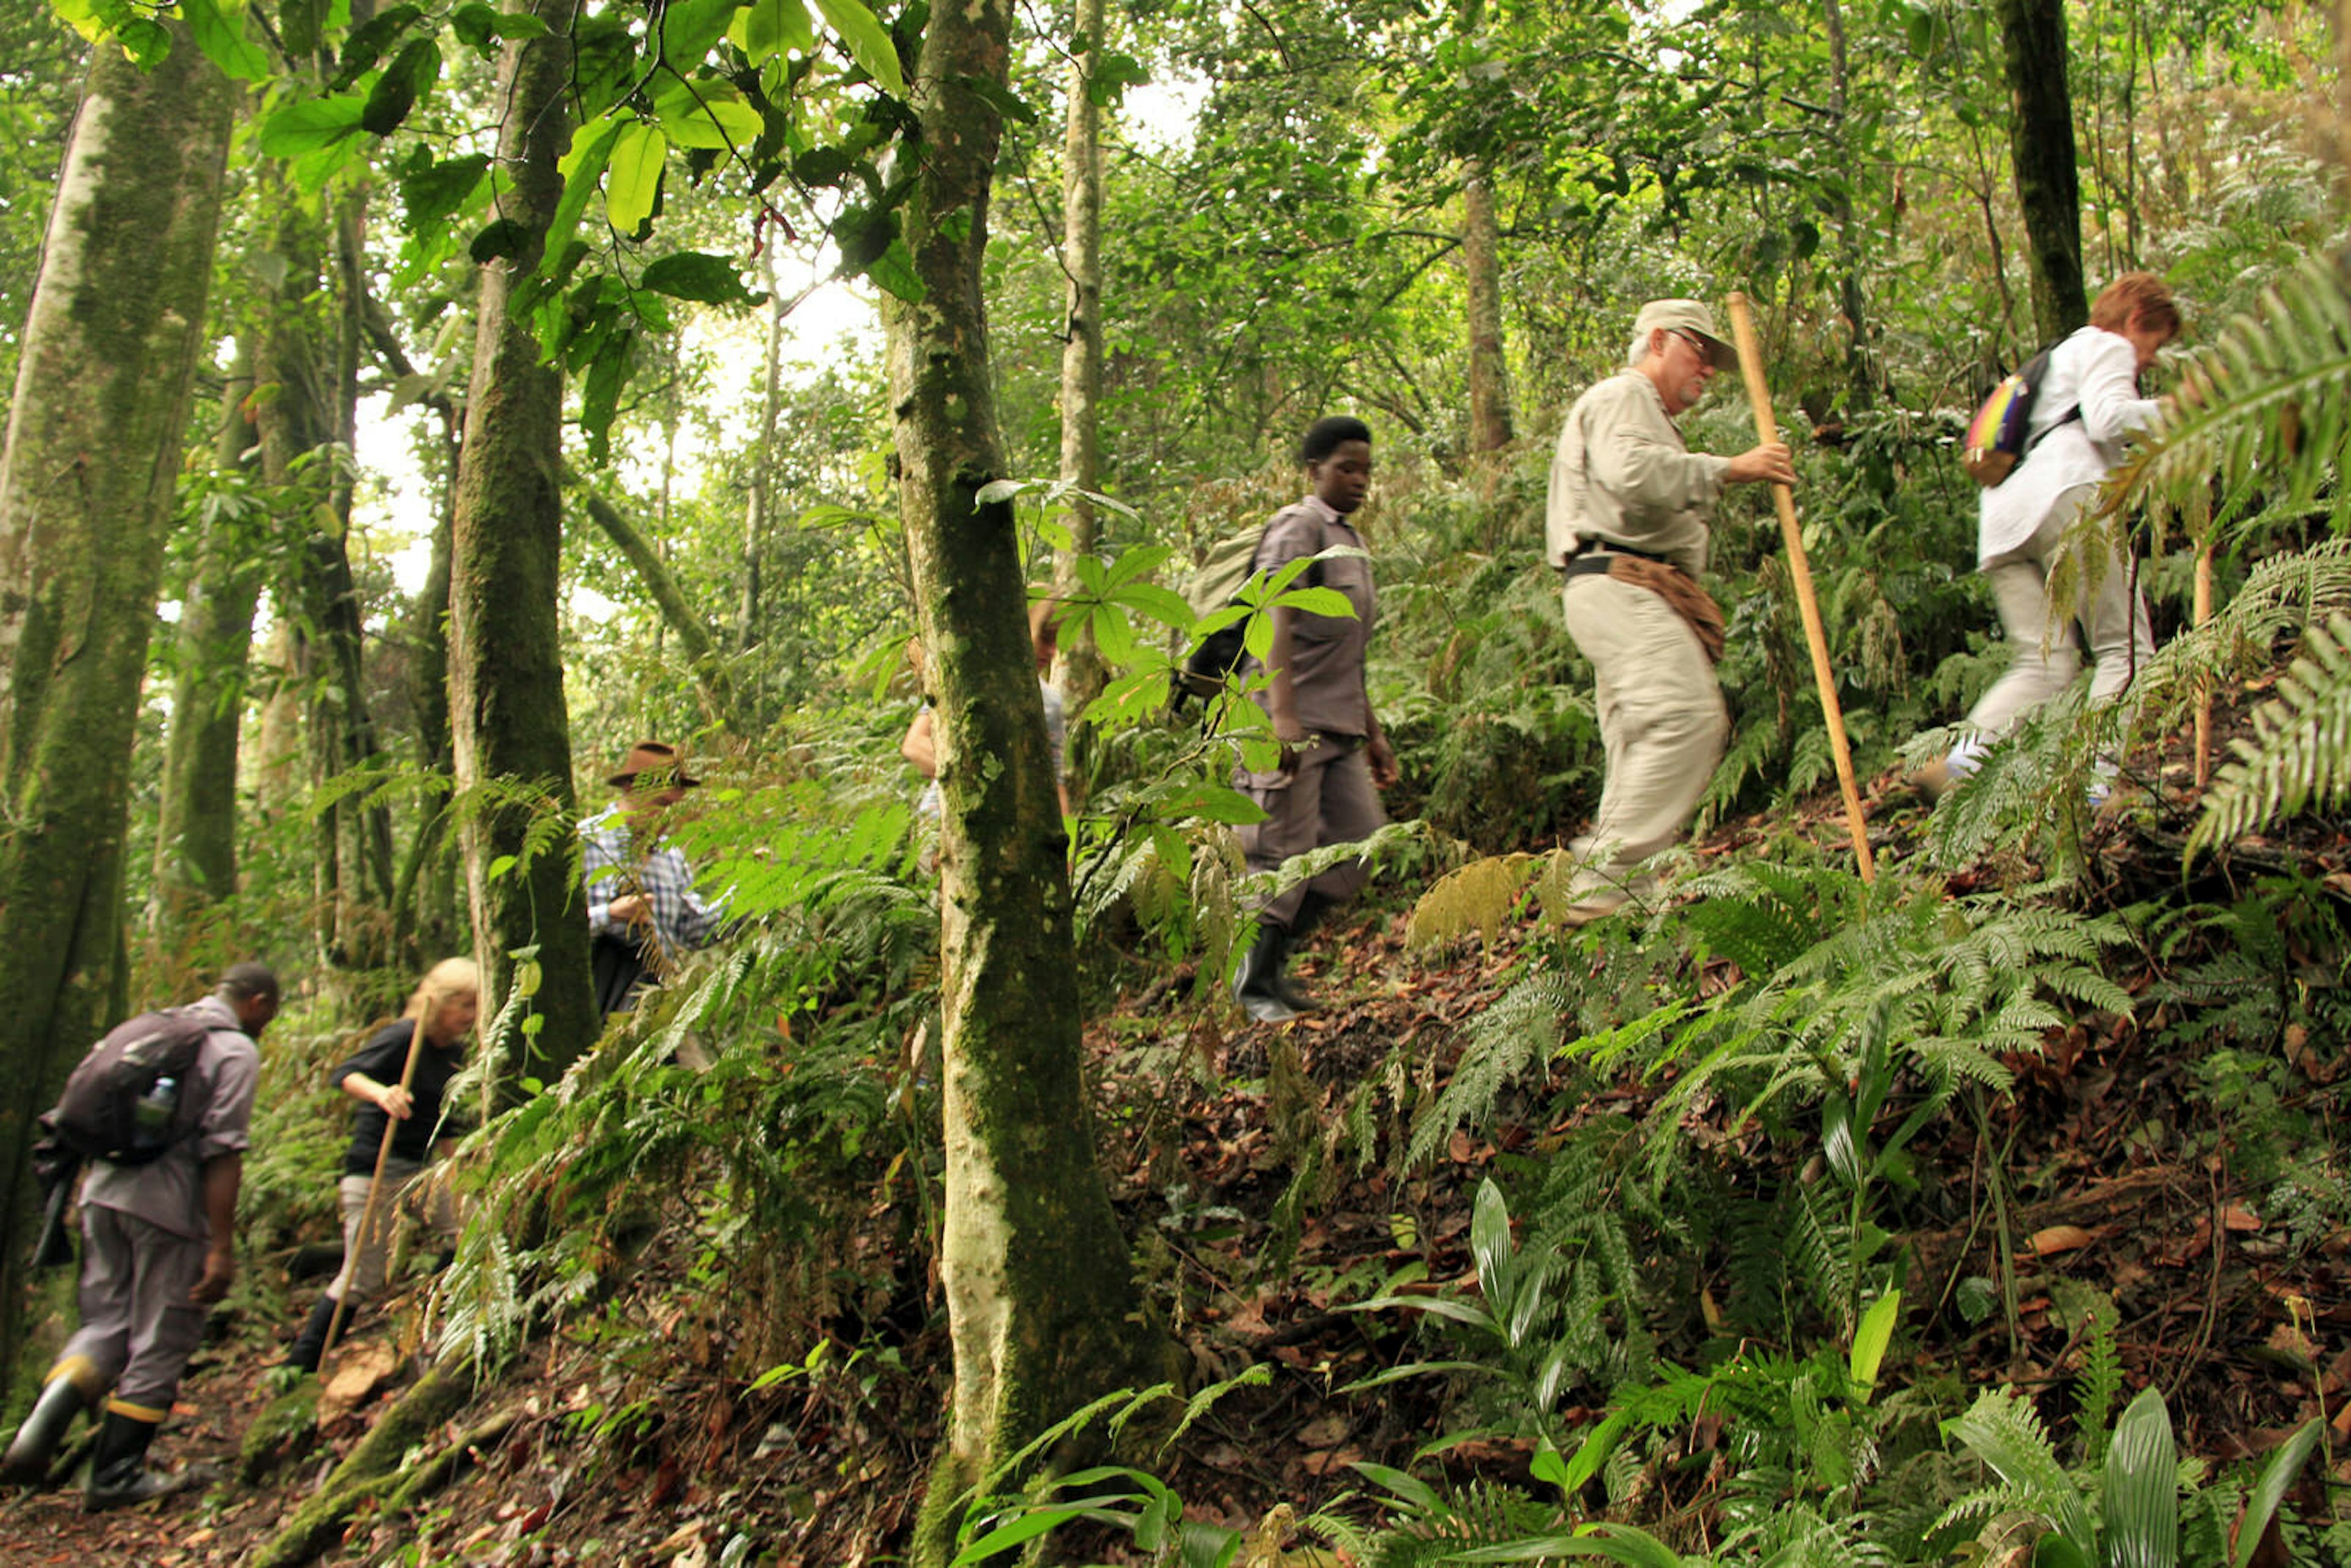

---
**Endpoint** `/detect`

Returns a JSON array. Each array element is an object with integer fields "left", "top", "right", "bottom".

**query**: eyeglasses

[{"left": 1672, "top": 329, "right": 1718, "bottom": 364}]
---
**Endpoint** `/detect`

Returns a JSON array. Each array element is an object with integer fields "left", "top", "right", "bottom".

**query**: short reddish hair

[{"left": 2090, "top": 271, "right": 2180, "bottom": 338}]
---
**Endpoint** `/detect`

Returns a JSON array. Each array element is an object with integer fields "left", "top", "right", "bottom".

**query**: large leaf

[
  {"left": 1848, "top": 1288, "right": 1900, "bottom": 1401},
  {"left": 400, "top": 153, "right": 490, "bottom": 230},
  {"left": 2232, "top": 1418, "right": 2322, "bottom": 1568},
  {"left": 606, "top": 121, "right": 667, "bottom": 233},
  {"left": 812, "top": 0, "right": 904, "bottom": 94},
  {"left": 1951, "top": 1389, "right": 2095, "bottom": 1548},
  {"left": 730, "top": 0, "right": 815, "bottom": 61},
  {"left": 542, "top": 113, "right": 623, "bottom": 278},
  {"left": 639, "top": 251, "right": 754, "bottom": 306},
  {"left": 179, "top": 0, "right": 271, "bottom": 81},
  {"left": 2103, "top": 1386, "right": 2178, "bottom": 1568},
  {"left": 258, "top": 94, "right": 367, "bottom": 157}
]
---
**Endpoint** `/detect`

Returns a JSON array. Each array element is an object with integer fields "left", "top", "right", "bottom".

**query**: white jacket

[{"left": 1977, "top": 325, "right": 2161, "bottom": 563}]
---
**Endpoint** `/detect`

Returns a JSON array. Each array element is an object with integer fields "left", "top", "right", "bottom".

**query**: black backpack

[
  {"left": 1169, "top": 523, "right": 1325, "bottom": 711},
  {"left": 50, "top": 1007, "right": 214, "bottom": 1165}
]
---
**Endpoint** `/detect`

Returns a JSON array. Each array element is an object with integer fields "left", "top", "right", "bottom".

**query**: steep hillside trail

[{"left": 3, "top": 670, "right": 2347, "bottom": 1565}]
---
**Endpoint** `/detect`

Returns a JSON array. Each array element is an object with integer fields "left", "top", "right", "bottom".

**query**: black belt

[{"left": 1564, "top": 538, "right": 1670, "bottom": 578}]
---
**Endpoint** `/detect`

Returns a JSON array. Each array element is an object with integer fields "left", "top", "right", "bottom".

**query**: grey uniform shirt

[
  {"left": 80, "top": 996, "right": 260, "bottom": 1243},
  {"left": 1242, "top": 495, "right": 1376, "bottom": 738},
  {"left": 1545, "top": 370, "right": 1734, "bottom": 579}
]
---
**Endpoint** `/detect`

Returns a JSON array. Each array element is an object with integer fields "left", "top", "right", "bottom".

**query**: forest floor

[{"left": 3, "top": 671, "right": 2347, "bottom": 1566}]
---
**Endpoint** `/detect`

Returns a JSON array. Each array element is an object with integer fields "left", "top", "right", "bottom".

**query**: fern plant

[
  {"left": 2189, "top": 614, "right": 2351, "bottom": 860},
  {"left": 2104, "top": 251, "right": 2351, "bottom": 548},
  {"left": 1937, "top": 1385, "right": 2322, "bottom": 1568}
]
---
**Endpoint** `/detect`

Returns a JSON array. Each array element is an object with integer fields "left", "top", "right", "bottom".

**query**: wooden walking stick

[
  {"left": 2192, "top": 539, "right": 2215, "bottom": 786},
  {"left": 323, "top": 1019, "right": 432, "bottom": 1370},
  {"left": 1725, "top": 293, "right": 1876, "bottom": 883}
]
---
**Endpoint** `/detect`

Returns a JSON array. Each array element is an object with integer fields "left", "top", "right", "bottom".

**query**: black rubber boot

[
  {"left": 83, "top": 1408, "right": 179, "bottom": 1512},
  {"left": 286, "top": 1293, "right": 342, "bottom": 1375},
  {"left": 1, "top": 1372, "right": 89, "bottom": 1485},
  {"left": 1232, "top": 921, "right": 1299, "bottom": 1024},
  {"left": 1277, "top": 894, "right": 1333, "bottom": 1013}
]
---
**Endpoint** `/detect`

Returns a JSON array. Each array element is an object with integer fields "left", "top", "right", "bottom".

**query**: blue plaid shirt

[{"left": 580, "top": 808, "right": 725, "bottom": 963}]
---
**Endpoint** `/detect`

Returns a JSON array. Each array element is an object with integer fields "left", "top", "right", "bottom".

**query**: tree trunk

[
  {"left": 446, "top": 0, "right": 598, "bottom": 1103},
  {"left": 0, "top": 21, "right": 233, "bottom": 1405},
  {"left": 149, "top": 341, "right": 264, "bottom": 981},
  {"left": 885, "top": 5, "right": 1142, "bottom": 1559},
  {"left": 1995, "top": 0, "right": 2089, "bottom": 341},
  {"left": 1463, "top": 167, "right": 1513, "bottom": 450},
  {"left": 1051, "top": 0, "right": 1109, "bottom": 738},
  {"left": 576, "top": 482, "right": 738, "bottom": 727},
  {"left": 739, "top": 244, "right": 784, "bottom": 658},
  {"left": 1821, "top": 0, "right": 1875, "bottom": 412}
]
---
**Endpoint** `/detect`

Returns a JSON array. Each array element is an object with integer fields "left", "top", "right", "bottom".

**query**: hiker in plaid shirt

[{"left": 583, "top": 741, "right": 726, "bottom": 1018}]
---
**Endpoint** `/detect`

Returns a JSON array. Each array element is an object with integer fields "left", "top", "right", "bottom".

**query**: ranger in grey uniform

[
  {"left": 1547, "top": 299, "right": 1793, "bottom": 923},
  {"left": 2, "top": 962, "right": 276, "bottom": 1508}
]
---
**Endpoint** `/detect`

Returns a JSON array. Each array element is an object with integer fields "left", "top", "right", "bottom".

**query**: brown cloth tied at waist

[{"left": 1564, "top": 546, "right": 1727, "bottom": 664}]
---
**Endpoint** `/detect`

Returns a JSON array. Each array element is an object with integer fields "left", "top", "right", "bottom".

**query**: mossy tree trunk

[
  {"left": 1463, "top": 167, "right": 1513, "bottom": 451},
  {"left": 1995, "top": 0, "right": 2088, "bottom": 343},
  {"left": 447, "top": 0, "right": 598, "bottom": 1101},
  {"left": 886, "top": 4, "right": 1142, "bottom": 1561},
  {"left": 0, "top": 20, "right": 233, "bottom": 1405},
  {"left": 149, "top": 339, "right": 264, "bottom": 984},
  {"left": 1051, "top": 0, "right": 1109, "bottom": 739},
  {"left": 256, "top": 194, "right": 397, "bottom": 989}
]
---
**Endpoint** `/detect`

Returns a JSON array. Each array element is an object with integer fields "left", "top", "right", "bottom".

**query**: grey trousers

[
  {"left": 57, "top": 1206, "right": 208, "bottom": 1418},
  {"left": 1559, "top": 573, "right": 1728, "bottom": 902},
  {"left": 1968, "top": 486, "right": 2154, "bottom": 737},
  {"left": 1237, "top": 735, "right": 1385, "bottom": 931}
]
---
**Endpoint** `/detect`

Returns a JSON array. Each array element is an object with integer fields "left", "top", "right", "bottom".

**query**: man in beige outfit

[{"left": 1546, "top": 299, "right": 1795, "bottom": 923}]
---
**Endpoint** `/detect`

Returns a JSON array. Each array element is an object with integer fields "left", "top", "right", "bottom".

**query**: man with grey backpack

[{"left": 1, "top": 962, "right": 277, "bottom": 1509}]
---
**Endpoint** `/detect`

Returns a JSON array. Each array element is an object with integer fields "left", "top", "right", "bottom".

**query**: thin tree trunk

[
  {"left": 575, "top": 482, "right": 738, "bottom": 726},
  {"left": 150, "top": 340, "right": 263, "bottom": 978},
  {"left": 0, "top": 20, "right": 233, "bottom": 1405},
  {"left": 885, "top": 4, "right": 1142, "bottom": 1558},
  {"left": 1052, "top": 0, "right": 1109, "bottom": 739},
  {"left": 1995, "top": 0, "right": 2089, "bottom": 340},
  {"left": 1821, "top": 0, "right": 1875, "bottom": 412},
  {"left": 1463, "top": 167, "right": 1513, "bottom": 449},
  {"left": 738, "top": 244, "right": 784, "bottom": 655},
  {"left": 446, "top": 0, "right": 598, "bottom": 1104}
]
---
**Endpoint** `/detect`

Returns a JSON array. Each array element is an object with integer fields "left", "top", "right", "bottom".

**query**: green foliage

[
  {"left": 2190, "top": 616, "right": 2351, "bottom": 860},
  {"left": 2107, "top": 254, "right": 2351, "bottom": 549}
]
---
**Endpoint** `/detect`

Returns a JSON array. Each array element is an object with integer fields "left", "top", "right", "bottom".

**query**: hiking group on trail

[{"left": 1, "top": 272, "right": 2186, "bottom": 1518}]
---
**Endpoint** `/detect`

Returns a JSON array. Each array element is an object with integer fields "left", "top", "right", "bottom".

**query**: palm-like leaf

[
  {"left": 2189, "top": 615, "right": 2351, "bottom": 858},
  {"left": 2104, "top": 252, "right": 2351, "bottom": 548}
]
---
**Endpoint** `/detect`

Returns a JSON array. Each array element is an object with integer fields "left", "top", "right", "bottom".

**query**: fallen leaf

[{"left": 2030, "top": 1225, "right": 2096, "bottom": 1256}]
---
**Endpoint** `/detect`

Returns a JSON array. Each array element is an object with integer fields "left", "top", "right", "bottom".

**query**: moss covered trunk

[
  {"left": 1051, "top": 0, "right": 1109, "bottom": 738},
  {"left": 1463, "top": 167, "right": 1513, "bottom": 451},
  {"left": 0, "top": 21, "right": 233, "bottom": 1405},
  {"left": 150, "top": 343, "right": 263, "bottom": 984},
  {"left": 887, "top": 2, "right": 1142, "bottom": 1559},
  {"left": 1996, "top": 0, "right": 2088, "bottom": 342},
  {"left": 446, "top": 0, "right": 598, "bottom": 1100}
]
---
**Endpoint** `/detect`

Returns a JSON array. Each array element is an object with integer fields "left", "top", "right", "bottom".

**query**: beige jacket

[{"left": 1545, "top": 370, "right": 1733, "bottom": 579}]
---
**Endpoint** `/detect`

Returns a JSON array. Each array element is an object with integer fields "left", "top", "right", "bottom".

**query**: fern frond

[
  {"left": 2190, "top": 615, "right": 2351, "bottom": 859},
  {"left": 1406, "top": 853, "right": 1539, "bottom": 950},
  {"left": 1406, "top": 970, "right": 1570, "bottom": 1168},
  {"left": 2107, "top": 253, "right": 2351, "bottom": 549}
]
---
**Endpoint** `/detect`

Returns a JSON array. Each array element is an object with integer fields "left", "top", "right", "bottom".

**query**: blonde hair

[{"left": 404, "top": 958, "right": 480, "bottom": 1034}]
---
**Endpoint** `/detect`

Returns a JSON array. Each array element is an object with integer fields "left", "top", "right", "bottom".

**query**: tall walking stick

[
  {"left": 1725, "top": 293, "right": 1875, "bottom": 883},
  {"left": 323, "top": 1020, "right": 432, "bottom": 1370}
]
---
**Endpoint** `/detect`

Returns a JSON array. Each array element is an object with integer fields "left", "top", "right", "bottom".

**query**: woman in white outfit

[{"left": 1932, "top": 272, "right": 2181, "bottom": 791}]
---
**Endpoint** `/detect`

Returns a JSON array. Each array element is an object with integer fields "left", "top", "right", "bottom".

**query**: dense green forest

[{"left": 0, "top": 0, "right": 2347, "bottom": 1557}]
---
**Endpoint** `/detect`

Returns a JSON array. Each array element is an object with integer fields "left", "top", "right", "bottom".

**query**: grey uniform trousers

[
  {"left": 1237, "top": 734, "right": 1385, "bottom": 931},
  {"left": 58, "top": 1206, "right": 209, "bottom": 1419}
]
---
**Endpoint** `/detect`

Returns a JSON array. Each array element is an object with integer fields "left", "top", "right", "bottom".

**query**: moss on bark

[
  {"left": 0, "top": 20, "right": 233, "bottom": 1404},
  {"left": 445, "top": 0, "right": 599, "bottom": 1102},
  {"left": 884, "top": 2, "right": 1147, "bottom": 1560}
]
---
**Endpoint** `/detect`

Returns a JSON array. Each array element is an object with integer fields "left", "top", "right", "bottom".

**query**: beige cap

[{"left": 1633, "top": 299, "right": 1739, "bottom": 371}]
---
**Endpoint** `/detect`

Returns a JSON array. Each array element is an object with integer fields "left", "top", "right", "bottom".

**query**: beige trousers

[
  {"left": 1967, "top": 486, "right": 2153, "bottom": 738},
  {"left": 329, "top": 1156, "right": 458, "bottom": 1305},
  {"left": 1559, "top": 574, "right": 1728, "bottom": 901}
]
